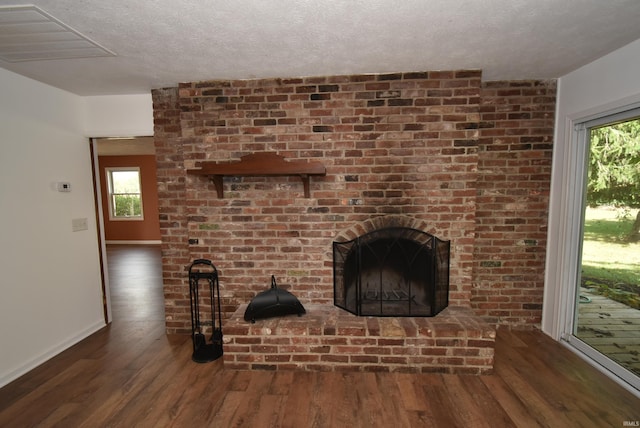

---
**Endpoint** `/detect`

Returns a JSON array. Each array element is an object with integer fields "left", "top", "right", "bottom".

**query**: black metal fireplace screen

[{"left": 333, "top": 227, "right": 450, "bottom": 317}]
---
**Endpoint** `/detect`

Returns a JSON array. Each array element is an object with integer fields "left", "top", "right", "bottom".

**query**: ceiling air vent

[{"left": 0, "top": 5, "right": 115, "bottom": 62}]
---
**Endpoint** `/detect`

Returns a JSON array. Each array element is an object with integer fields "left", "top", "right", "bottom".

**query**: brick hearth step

[{"left": 223, "top": 304, "right": 495, "bottom": 374}]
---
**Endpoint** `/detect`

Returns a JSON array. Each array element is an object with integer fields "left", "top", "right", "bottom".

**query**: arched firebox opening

[{"left": 333, "top": 227, "right": 450, "bottom": 317}]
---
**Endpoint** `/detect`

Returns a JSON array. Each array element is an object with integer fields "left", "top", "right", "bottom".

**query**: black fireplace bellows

[{"left": 244, "top": 276, "right": 306, "bottom": 323}]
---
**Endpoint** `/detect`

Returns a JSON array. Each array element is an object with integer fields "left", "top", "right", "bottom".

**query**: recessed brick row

[{"left": 473, "top": 80, "right": 556, "bottom": 327}]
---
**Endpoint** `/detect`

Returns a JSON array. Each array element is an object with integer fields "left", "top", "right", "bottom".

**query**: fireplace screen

[{"left": 333, "top": 227, "right": 450, "bottom": 317}]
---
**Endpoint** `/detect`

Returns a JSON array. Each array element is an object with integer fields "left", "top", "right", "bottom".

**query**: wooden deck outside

[{"left": 577, "top": 287, "right": 640, "bottom": 377}]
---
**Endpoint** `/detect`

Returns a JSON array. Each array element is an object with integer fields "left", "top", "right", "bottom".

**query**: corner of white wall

[{"left": 0, "top": 67, "right": 107, "bottom": 388}]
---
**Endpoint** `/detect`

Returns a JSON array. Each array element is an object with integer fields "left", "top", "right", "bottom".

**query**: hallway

[{"left": 106, "top": 244, "right": 164, "bottom": 323}]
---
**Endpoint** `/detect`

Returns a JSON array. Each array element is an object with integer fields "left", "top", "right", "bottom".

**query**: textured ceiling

[{"left": 1, "top": 0, "right": 640, "bottom": 96}]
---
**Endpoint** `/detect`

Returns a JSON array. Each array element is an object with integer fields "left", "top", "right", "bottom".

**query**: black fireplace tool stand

[{"left": 188, "top": 259, "right": 223, "bottom": 363}]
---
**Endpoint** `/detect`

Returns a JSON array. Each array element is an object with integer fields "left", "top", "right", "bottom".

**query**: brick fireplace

[
  {"left": 332, "top": 216, "right": 450, "bottom": 317},
  {"left": 151, "top": 70, "right": 555, "bottom": 371}
]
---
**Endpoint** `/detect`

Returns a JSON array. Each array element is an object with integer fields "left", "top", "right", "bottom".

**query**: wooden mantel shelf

[{"left": 187, "top": 152, "right": 326, "bottom": 198}]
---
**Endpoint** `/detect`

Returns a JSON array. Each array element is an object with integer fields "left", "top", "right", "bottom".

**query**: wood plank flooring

[{"left": 0, "top": 245, "right": 638, "bottom": 427}]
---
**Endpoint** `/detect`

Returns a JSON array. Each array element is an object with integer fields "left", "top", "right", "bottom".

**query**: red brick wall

[
  {"left": 152, "top": 88, "right": 192, "bottom": 332},
  {"left": 472, "top": 80, "right": 556, "bottom": 327},
  {"left": 152, "top": 73, "right": 556, "bottom": 334}
]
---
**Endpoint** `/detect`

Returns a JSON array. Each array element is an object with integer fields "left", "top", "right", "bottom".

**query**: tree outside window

[
  {"left": 587, "top": 118, "right": 640, "bottom": 209},
  {"left": 107, "top": 168, "right": 143, "bottom": 220}
]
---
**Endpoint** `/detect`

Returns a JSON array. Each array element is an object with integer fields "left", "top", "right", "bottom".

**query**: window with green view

[{"left": 107, "top": 168, "right": 143, "bottom": 220}]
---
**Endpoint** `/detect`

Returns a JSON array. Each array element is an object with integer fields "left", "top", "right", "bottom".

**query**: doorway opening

[{"left": 90, "top": 136, "right": 161, "bottom": 323}]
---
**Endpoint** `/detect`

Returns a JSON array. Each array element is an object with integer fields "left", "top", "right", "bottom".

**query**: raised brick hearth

[{"left": 224, "top": 305, "right": 495, "bottom": 374}]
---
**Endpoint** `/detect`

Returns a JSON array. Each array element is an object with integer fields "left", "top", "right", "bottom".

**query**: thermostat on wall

[{"left": 57, "top": 182, "right": 72, "bottom": 192}]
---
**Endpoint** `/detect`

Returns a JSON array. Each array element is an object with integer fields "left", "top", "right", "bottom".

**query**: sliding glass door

[{"left": 568, "top": 111, "right": 640, "bottom": 391}]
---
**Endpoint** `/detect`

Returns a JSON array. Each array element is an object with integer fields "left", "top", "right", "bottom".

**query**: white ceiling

[{"left": 1, "top": 0, "right": 640, "bottom": 96}]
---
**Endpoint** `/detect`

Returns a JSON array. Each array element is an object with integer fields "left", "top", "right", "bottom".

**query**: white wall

[
  {"left": 0, "top": 68, "right": 104, "bottom": 387},
  {"left": 83, "top": 93, "right": 153, "bottom": 137},
  {"left": 0, "top": 68, "right": 154, "bottom": 387},
  {"left": 543, "top": 38, "right": 640, "bottom": 338}
]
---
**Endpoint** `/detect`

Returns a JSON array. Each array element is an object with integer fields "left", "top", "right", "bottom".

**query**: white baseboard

[
  {"left": 105, "top": 240, "right": 162, "bottom": 245},
  {"left": 0, "top": 320, "right": 106, "bottom": 389}
]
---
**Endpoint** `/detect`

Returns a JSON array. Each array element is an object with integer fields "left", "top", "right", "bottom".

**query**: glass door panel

[{"left": 574, "top": 117, "right": 640, "bottom": 385}]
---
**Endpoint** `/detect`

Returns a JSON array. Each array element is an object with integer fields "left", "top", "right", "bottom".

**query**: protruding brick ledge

[{"left": 223, "top": 304, "right": 495, "bottom": 374}]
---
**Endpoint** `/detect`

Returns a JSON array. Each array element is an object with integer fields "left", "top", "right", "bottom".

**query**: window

[{"left": 106, "top": 167, "right": 144, "bottom": 220}]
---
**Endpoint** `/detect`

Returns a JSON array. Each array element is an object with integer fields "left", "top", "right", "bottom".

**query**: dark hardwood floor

[{"left": 0, "top": 245, "right": 638, "bottom": 427}]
